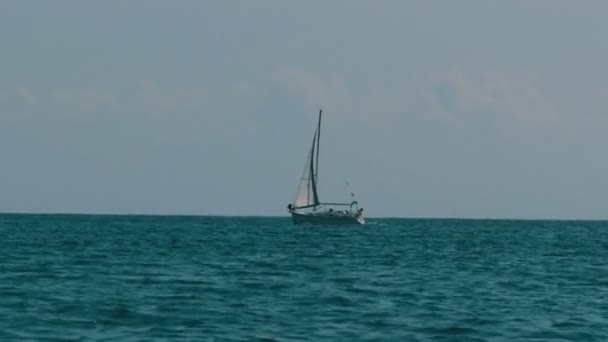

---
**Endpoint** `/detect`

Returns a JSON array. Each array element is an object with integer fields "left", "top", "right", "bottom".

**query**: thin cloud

[
  {"left": 426, "top": 70, "right": 560, "bottom": 125},
  {"left": 276, "top": 66, "right": 349, "bottom": 109},
  {"left": 0, "top": 85, "right": 38, "bottom": 119},
  {"left": 51, "top": 88, "right": 120, "bottom": 113}
]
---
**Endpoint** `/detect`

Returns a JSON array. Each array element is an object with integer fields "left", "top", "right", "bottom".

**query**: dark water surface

[{"left": 1, "top": 214, "right": 607, "bottom": 341}]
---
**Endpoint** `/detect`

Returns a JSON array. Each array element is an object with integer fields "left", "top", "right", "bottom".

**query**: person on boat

[
  {"left": 355, "top": 208, "right": 364, "bottom": 218},
  {"left": 287, "top": 204, "right": 294, "bottom": 212}
]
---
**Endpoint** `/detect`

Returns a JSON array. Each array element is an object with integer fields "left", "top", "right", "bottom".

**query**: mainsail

[{"left": 293, "top": 110, "right": 322, "bottom": 208}]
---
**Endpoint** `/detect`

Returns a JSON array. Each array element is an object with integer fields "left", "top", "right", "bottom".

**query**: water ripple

[{"left": 1, "top": 215, "right": 608, "bottom": 340}]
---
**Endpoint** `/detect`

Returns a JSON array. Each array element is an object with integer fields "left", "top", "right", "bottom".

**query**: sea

[{"left": 1, "top": 214, "right": 607, "bottom": 341}]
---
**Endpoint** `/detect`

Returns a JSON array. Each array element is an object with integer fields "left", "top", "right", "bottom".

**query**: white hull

[{"left": 291, "top": 211, "right": 365, "bottom": 225}]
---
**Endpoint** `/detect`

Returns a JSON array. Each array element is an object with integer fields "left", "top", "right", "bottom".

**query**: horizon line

[{"left": 0, "top": 211, "right": 607, "bottom": 222}]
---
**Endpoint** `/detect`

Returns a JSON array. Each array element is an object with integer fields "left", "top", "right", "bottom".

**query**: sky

[{"left": 2, "top": 1, "right": 608, "bottom": 219}]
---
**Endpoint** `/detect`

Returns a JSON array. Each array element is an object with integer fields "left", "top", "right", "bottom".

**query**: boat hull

[{"left": 290, "top": 211, "right": 365, "bottom": 225}]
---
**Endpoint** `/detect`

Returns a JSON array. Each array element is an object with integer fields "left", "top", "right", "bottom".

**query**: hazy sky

[{"left": 2, "top": 1, "right": 608, "bottom": 219}]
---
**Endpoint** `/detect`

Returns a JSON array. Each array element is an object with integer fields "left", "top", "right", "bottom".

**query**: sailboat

[{"left": 287, "top": 109, "right": 365, "bottom": 225}]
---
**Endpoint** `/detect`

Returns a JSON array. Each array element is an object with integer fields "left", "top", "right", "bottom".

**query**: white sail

[
  {"left": 293, "top": 130, "right": 319, "bottom": 208},
  {"left": 293, "top": 111, "right": 321, "bottom": 208},
  {"left": 293, "top": 148, "right": 316, "bottom": 207}
]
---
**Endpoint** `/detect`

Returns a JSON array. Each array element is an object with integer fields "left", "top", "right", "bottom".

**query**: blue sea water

[{"left": 1, "top": 214, "right": 608, "bottom": 341}]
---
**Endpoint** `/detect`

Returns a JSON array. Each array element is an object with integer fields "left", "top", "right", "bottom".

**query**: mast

[
  {"left": 309, "top": 109, "right": 322, "bottom": 210},
  {"left": 315, "top": 109, "right": 322, "bottom": 184},
  {"left": 309, "top": 131, "right": 319, "bottom": 206}
]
